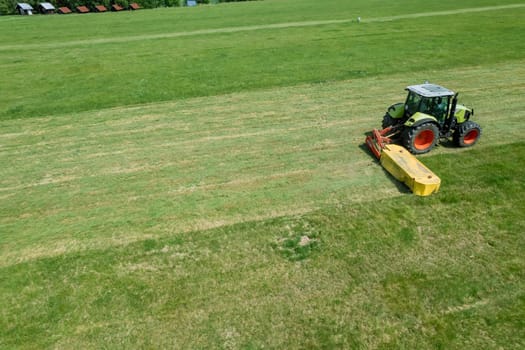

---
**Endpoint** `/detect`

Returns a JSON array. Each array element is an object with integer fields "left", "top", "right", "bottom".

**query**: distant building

[
  {"left": 94, "top": 5, "right": 108, "bottom": 12},
  {"left": 16, "top": 3, "right": 33, "bottom": 15},
  {"left": 76, "top": 5, "right": 90, "bottom": 13},
  {"left": 39, "top": 2, "right": 56, "bottom": 14},
  {"left": 57, "top": 7, "right": 72, "bottom": 14}
]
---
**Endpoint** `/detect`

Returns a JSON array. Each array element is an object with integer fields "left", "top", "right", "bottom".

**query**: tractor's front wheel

[
  {"left": 403, "top": 123, "right": 439, "bottom": 155},
  {"left": 454, "top": 121, "right": 481, "bottom": 147},
  {"left": 382, "top": 113, "right": 401, "bottom": 129}
]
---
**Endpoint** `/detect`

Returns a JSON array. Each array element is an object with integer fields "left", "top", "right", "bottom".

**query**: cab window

[
  {"left": 405, "top": 91, "right": 422, "bottom": 116},
  {"left": 428, "top": 96, "right": 449, "bottom": 121}
]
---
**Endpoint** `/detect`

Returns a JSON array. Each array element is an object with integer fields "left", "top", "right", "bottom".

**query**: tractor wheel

[
  {"left": 382, "top": 113, "right": 398, "bottom": 129},
  {"left": 454, "top": 121, "right": 481, "bottom": 147},
  {"left": 402, "top": 122, "right": 439, "bottom": 155}
]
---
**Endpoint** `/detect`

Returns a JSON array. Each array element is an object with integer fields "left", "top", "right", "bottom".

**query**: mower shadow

[
  {"left": 358, "top": 141, "right": 412, "bottom": 195},
  {"left": 380, "top": 167, "right": 412, "bottom": 195}
]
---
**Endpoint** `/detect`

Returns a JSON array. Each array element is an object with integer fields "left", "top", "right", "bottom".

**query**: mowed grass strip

[
  {"left": 1, "top": 142, "right": 523, "bottom": 348},
  {"left": 1, "top": 1, "right": 525, "bottom": 347},
  {"left": 1, "top": 59, "right": 524, "bottom": 267},
  {"left": 1, "top": 0, "right": 524, "bottom": 119},
  {"left": 3, "top": 0, "right": 522, "bottom": 46}
]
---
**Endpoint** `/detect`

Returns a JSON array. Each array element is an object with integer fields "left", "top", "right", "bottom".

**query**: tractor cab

[{"left": 404, "top": 84, "right": 455, "bottom": 123}]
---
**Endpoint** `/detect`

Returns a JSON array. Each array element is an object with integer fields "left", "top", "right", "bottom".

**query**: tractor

[{"left": 367, "top": 83, "right": 482, "bottom": 157}]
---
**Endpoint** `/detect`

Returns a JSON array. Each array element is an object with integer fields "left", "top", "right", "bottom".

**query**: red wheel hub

[
  {"left": 414, "top": 130, "right": 435, "bottom": 150},
  {"left": 463, "top": 129, "right": 479, "bottom": 145}
]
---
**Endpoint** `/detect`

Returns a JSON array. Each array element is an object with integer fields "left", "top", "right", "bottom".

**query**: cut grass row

[
  {"left": 1, "top": 142, "right": 524, "bottom": 348},
  {"left": 1, "top": 59, "right": 524, "bottom": 267},
  {"left": 1, "top": 0, "right": 524, "bottom": 119},
  {"left": 3, "top": 0, "right": 521, "bottom": 44},
  {"left": 1, "top": 0, "right": 525, "bottom": 347}
]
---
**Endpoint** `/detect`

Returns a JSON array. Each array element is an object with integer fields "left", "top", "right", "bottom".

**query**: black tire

[
  {"left": 381, "top": 113, "right": 403, "bottom": 129},
  {"left": 402, "top": 122, "right": 439, "bottom": 155},
  {"left": 382, "top": 113, "right": 395, "bottom": 128},
  {"left": 453, "top": 121, "right": 482, "bottom": 147}
]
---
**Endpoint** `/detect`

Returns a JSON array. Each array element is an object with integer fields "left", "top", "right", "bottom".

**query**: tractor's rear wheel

[
  {"left": 403, "top": 123, "right": 439, "bottom": 155},
  {"left": 454, "top": 121, "right": 482, "bottom": 147}
]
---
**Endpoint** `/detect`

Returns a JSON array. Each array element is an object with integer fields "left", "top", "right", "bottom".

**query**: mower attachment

[
  {"left": 364, "top": 126, "right": 397, "bottom": 159},
  {"left": 364, "top": 127, "right": 440, "bottom": 196},
  {"left": 380, "top": 144, "right": 441, "bottom": 196}
]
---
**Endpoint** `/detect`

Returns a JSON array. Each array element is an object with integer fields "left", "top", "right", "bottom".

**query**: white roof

[
  {"left": 40, "top": 2, "right": 56, "bottom": 10},
  {"left": 17, "top": 3, "right": 34, "bottom": 10},
  {"left": 406, "top": 84, "right": 455, "bottom": 98}
]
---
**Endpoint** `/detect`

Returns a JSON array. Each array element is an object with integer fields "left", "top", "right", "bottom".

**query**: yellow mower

[{"left": 365, "top": 83, "right": 481, "bottom": 196}]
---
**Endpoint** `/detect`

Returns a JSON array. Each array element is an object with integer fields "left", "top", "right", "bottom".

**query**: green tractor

[{"left": 374, "top": 83, "right": 482, "bottom": 155}]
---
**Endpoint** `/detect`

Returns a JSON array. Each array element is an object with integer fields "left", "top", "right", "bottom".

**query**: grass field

[{"left": 1, "top": 0, "right": 525, "bottom": 348}]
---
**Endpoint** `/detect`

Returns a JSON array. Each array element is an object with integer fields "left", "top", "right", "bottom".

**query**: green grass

[
  {"left": 1, "top": 0, "right": 524, "bottom": 119},
  {"left": 1, "top": 143, "right": 524, "bottom": 348},
  {"left": 1, "top": 0, "right": 525, "bottom": 348}
]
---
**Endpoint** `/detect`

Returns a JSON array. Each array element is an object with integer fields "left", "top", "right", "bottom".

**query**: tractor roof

[{"left": 406, "top": 84, "right": 455, "bottom": 98}]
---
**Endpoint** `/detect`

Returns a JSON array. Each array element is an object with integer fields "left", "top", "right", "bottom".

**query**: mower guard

[
  {"left": 364, "top": 127, "right": 440, "bottom": 196},
  {"left": 380, "top": 144, "right": 440, "bottom": 196}
]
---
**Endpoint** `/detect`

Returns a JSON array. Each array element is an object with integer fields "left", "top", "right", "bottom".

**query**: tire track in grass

[
  {"left": 0, "top": 4, "right": 523, "bottom": 51},
  {"left": 0, "top": 119, "right": 357, "bottom": 172},
  {"left": 363, "top": 4, "right": 525, "bottom": 23},
  {"left": 0, "top": 205, "right": 317, "bottom": 268},
  {"left": 0, "top": 146, "right": 349, "bottom": 193}
]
